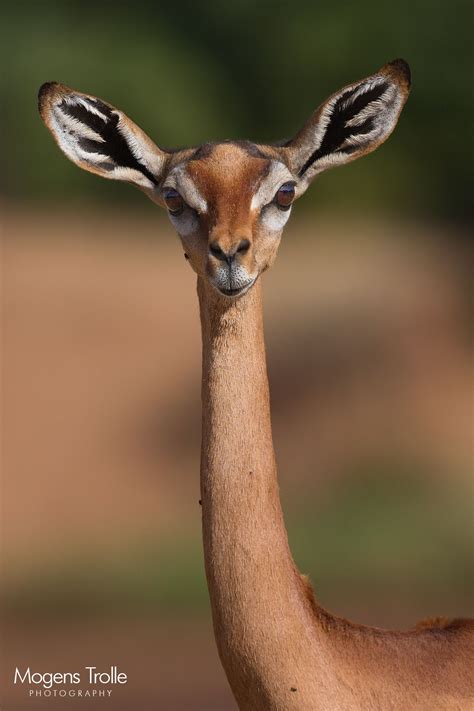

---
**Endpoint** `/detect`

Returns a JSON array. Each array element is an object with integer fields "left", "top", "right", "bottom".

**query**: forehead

[
  {"left": 186, "top": 142, "right": 270, "bottom": 200},
  {"left": 164, "top": 142, "right": 294, "bottom": 216}
]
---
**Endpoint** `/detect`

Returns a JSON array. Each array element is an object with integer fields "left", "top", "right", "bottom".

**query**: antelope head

[{"left": 38, "top": 59, "right": 410, "bottom": 298}]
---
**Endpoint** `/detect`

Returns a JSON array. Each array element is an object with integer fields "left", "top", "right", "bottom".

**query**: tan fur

[
  {"left": 38, "top": 59, "right": 473, "bottom": 709},
  {"left": 187, "top": 144, "right": 273, "bottom": 277},
  {"left": 198, "top": 279, "right": 474, "bottom": 710}
]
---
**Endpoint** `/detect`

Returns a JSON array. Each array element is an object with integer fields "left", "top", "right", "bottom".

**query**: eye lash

[
  {"left": 168, "top": 203, "right": 200, "bottom": 219},
  {"left": 260, "top": 201, "right": 291, "bottom": 217},
  {"left": 263, "top": 198, "right": 292, "bottom": 213},
  {"left": 273, "top": 201, "right": 292, "bottom": 212},
  {"left": 169, "top": 207, "right": 185, "bottom": 216}
]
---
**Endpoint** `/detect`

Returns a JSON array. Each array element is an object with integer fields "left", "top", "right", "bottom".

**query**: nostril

[
  {"left": 236, "top": 239, "right": 251, "bottom": 254},
  {"left": 209, "top": 241, "right": 226, "bottom": 260}
]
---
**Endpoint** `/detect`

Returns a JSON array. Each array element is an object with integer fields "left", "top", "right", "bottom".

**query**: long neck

[
  {"left": 198, "top": 277, "right": 332, "bottom": 708},
  {"left": 197, "top": 278, "right": 472, "bottom": 710}
]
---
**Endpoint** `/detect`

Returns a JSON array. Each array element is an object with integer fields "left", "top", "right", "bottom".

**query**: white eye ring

[{"left": 261, "top": 202, "right": 292, "bottom": 231}]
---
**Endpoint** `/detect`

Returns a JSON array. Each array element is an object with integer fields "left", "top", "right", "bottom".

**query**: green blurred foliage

[
  {"left": 4, "top": 460, "right": 472, "bottom": 620},
  {"left": 2, "top": 0, "right": 473, "bottom": 220}
]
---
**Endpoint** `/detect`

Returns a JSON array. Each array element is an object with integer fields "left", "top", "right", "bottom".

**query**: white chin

[{"left": 214, "top": 277, "right": 257, "bottom": 298}]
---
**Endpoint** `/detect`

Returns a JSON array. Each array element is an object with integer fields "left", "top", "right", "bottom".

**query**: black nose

[
  {"left": 209, "top": 239, "right": 250, "bottom": 262},
  {"left": 236, "top": 238, "right": 250, "bottom": 254},
  {"left": 209, "top": 241, "right": 227, "bottom": 261}
]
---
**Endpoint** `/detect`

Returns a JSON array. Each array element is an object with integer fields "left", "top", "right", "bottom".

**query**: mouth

[{"left": 217, "top": 278, "right": 256, "bottom": 298}]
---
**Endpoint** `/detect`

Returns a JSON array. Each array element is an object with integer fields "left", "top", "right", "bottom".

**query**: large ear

[
  {"left": 38, "top": 82, "right": 168, "bottom": 191},
  {"left": 282, "top": 59, "right": 411, "bottom": 194}
]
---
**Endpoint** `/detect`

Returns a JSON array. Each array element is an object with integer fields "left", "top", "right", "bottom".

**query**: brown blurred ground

[{"left": 1, "top": 206, "right": 472, "bottom": 710}]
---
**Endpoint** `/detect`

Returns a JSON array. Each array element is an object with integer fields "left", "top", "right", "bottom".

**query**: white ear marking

[
  {"left": 49, "top": 109, "right": 111, "bottom": 169},
  {"left": 62, "top": 95, "right": 110, "bottom": 122},
  {"left": 116, "top": 116, "right": 166, "bottom": 179},
  {"left": 106, "top": 166, "right": 156, "bottom": 189},
  {"left": 53, "top": 108, "right": 106, "bottom": 143}
]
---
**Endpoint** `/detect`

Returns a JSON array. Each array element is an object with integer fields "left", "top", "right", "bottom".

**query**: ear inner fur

[
  {"left": 38, "top": 82, "right": 167, "bottom": 188},
  {"left": 282, "top": 59, "right": 411, "bottom": 188}
]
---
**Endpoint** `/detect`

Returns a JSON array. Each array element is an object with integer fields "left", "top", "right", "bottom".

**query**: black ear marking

[
  {"left": 59, "top": 98, "right": 111, "bottom": 134},
  {"left": 39, "top": 82, "right": 169, "bottom": 193},
  {"left": 58, "top": 98, "right": 159, "bottom": 186},
  {"left": 282, "top": 60, "right": 411, "bottom": 187},
  {"left": 299, "top": 80, "right": 390, "bottom": 176}
]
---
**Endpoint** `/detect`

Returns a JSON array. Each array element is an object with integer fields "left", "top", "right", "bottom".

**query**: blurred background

[{"left": 2, "top": 1, "right": 473, "bottom": 709}]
